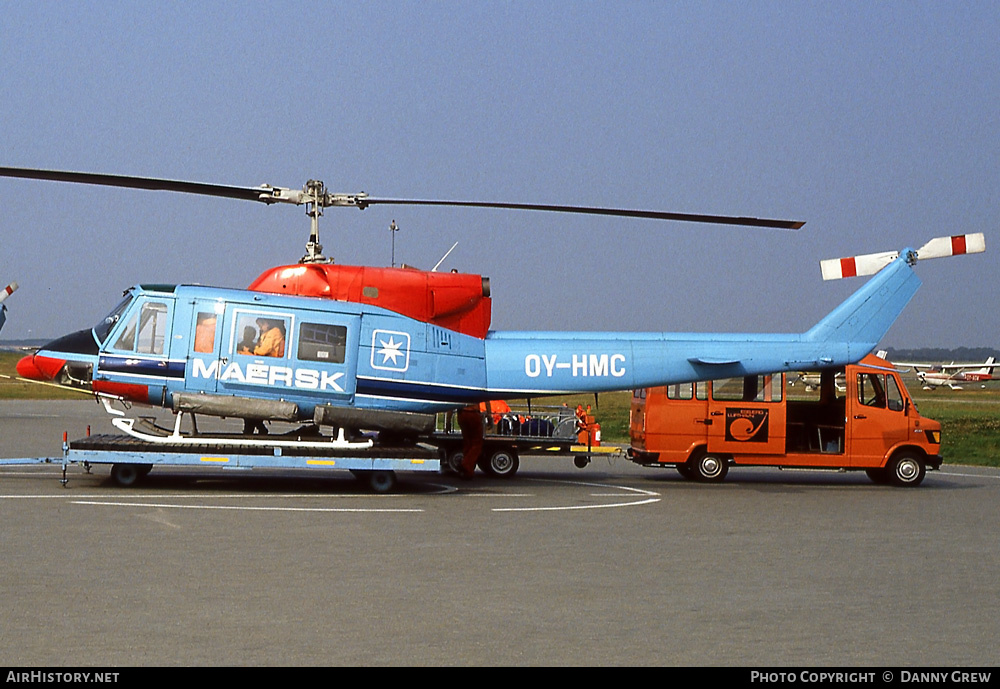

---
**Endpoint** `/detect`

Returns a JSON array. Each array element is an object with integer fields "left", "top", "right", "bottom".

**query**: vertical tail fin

[
  {"left": 974, "top": 357, "right": 997, "bottom": 375},
  {"left": 809, "top": 234, "right": 986, "bottom": 347},
  {"left": 805, "top": 253, "right": 921, "bottom": 345}
]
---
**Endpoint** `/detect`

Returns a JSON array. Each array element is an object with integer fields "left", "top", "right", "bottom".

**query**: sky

[{"left": 0, "top": 1, "right": 997, "bottom": 348}]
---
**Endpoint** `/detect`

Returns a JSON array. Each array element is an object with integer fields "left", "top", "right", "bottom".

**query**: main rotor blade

[
  {"left": 0, "top": 167, "right": 805, "bottom": 229},
  {"left": 357, "top": 198, "right": 804, "bottom": 229},
  {"left": 0, "top": 167, "right": 267, "bottom": 203}
]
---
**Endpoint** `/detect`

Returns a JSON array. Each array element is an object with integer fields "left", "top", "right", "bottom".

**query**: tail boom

[{"left": 484, "top": 253, "right": 920, "bottom": 397}]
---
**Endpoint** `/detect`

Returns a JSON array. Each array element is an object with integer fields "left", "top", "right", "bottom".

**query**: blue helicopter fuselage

[{"left": 22, "top": 249, "right": 922, "bottom": 422}]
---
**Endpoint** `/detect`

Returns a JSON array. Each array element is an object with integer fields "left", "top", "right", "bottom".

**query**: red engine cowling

[{"left": 247, "top": 264, "right": 492, "bottom": 339}]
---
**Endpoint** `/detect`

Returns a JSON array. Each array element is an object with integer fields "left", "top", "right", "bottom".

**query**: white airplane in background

[
  {"left": 894, "top": 357, "right": 999, "bottom": 390},
  {"left": 789, "top": 350, "right": 889, "bottom": 391}
]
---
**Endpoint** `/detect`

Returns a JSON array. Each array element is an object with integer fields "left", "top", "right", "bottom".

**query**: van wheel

[
  {"left": 691, "top": 453, "right": 728, "bottom": 483},
  {"left": 865, "top": 468, "right": 890, "bottom": 484},
  {"left": 676, "top": 464, "right": 695, "bottom": 480},
  {"left": 887, "top": 453, "right": 926, "bottom": 487}
]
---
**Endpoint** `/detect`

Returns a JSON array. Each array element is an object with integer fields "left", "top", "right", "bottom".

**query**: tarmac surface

[{"left": 1, "top": 400, "right": 998, "bottom": 666}]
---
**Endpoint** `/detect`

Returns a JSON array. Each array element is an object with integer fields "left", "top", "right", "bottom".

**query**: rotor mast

[
  {"left": 302, "top": 179, "right": 328, "bottom": 264},
  {"left": 257, "top": 179, "right": 371, "bottom": 264}
]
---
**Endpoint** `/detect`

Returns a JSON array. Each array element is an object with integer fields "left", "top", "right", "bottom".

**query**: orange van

[{"left": 627, "top": 354, "right": 941, "bottom": 486}]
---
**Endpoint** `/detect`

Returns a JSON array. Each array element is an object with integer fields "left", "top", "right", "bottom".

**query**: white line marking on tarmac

[
  {"left": 491, "top": 478, "right": 660, "bottom": 512},
  {"left": 493, "top": 497, "right": 660, "bottom": 512},
  {"left": 71, "top": 500, "right": 423, "bottom": 513},
  {"left": 938, "top": 470, "right": 1000, "bottom": 480}
]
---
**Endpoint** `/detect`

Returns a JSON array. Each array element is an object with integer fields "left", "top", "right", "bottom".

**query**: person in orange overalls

[
  {"left": 456, "top": 404, "right": 485, "bottom": 479},
  {"left": 253, "top": 319, "right": 285, "bottom": 357}
]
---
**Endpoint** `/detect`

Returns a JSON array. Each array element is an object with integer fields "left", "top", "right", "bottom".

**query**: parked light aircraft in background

[
  {"left": 789, "top": 351, "right": 889, "bottom": 392},
  {"left": 893, "top": 357, "right": 998, "bottom": 390}
]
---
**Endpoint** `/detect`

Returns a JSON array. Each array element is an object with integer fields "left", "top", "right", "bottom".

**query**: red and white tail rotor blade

[
  {"left": 820, "top": 233, "right": 986, "bottom": 281},
  {"left": 820, "top": 251, "right": 899, "bottom": 280},
  {"left": 917, "top": 232, "right": 986, "bottom": 260},
  {"left": 0, "top": 281, "right": 17, "bottom": 305}
]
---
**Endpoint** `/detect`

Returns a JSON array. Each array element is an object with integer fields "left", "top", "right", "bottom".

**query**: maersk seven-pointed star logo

[{"left": 370, "top": 329, "right": 411, "bottom": 372}]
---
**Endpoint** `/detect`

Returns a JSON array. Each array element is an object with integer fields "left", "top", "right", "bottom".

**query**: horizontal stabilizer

[
  {"left": 820, "top": 233, "right": 985, "bottom": 280},
  {"left": 688, "top": 356, "right": 742, "bottom": 366}
]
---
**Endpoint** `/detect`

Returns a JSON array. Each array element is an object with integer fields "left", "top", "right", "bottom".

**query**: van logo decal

[{"left": 725, "top": 408, "right": 769, "bottom": 442}]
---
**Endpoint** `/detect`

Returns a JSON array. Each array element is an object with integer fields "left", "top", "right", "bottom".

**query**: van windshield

[{"left": 93, "top": 294, "right": 134, "bottom": 344}]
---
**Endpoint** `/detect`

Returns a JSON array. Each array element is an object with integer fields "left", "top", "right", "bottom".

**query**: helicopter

[
  {"left": 0, "top": 167, "right": 984, "bottom": 445},
  {"left": 0, "top": 281, "right": 17, "bottom": 334}
]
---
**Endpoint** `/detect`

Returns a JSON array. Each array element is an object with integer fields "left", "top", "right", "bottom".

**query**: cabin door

[{"left": 707, "top": 374, "right": 786, "bottom": 456}]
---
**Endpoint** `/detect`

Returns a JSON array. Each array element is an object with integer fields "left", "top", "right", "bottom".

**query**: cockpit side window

[
  {"left": 94, "top": 294, "right": 134, "bottom": 344},
  {"left": 112, "top": 301, "right": 169, "bottom": 355}
]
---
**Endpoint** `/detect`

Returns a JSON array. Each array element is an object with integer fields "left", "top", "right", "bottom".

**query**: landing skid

[{"left": 100, "top": 397, "right": 373, "bottom": 451}]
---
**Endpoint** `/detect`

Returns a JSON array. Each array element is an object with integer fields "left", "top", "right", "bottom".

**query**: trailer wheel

[
  {"left": 110, "top": 463, "right": 143, "bottom": 487},
  {"left": 887, "top": 453, "right": 926, "bottom": 487},
  {"left": 367, "top": 471, "right": 397, "bottom": 493},
  {"left": 574, "top": 455, "right": 590, "bottom": 469},
  {"left": 484, "top": 448, "right": 519, "bottom": 478},
  {"left": 691, "top": 453, "right": 728, "bottom": 483},
  {"left": 445, "top": 450, "right": 465, "bottom": 474}
]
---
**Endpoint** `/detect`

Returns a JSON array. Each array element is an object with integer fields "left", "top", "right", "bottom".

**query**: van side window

[
  {"left": 711, "top": 375, "right": 781, "bottom": 402},
  {"left": 695, "top": 381, "right": 709, "bottom": 400},
  {"left": 298, "top": 323, "right": 347, "bottom": 363},
  {"left": 857, "top": 373, "right": 887, "bottom": 408},
  {"left": 666, "top": 382, "right": 693, "bottom": 400},
  {"left": 711, "top": 378, "right": 744, "bottom": 401},
  {"left": 886, "top": 375, "right": 905, "bottom": 412}
]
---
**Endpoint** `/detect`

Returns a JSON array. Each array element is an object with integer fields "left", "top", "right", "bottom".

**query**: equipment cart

[{"left": 433, "top": 403, "right": 619, "bottom": 477}]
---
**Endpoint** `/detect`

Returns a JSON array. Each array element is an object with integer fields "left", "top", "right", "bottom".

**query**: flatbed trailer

[
  {"left": 2, "top": 432, "right": 440, "bottom": 493},
  {"left": 0, "top": 401, "right": 619, "bottom": 489}
]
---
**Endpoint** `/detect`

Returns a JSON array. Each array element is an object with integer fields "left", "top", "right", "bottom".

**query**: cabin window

[
  {"left": 234, "top": 313, "right": 288, "bottom": 358},
  {"left": 194, "top": 312, "right": 217, "bottom": 353},
  {"left": 298, "top": 323, "right": 347, "bottom": 364},
  {"left": 113, "top": 301, "right": 169, "bottom": 355}
]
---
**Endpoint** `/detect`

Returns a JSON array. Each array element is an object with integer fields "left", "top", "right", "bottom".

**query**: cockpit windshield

[{"left": 93, "top": 293, "right": 134, "bottom": 344}]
